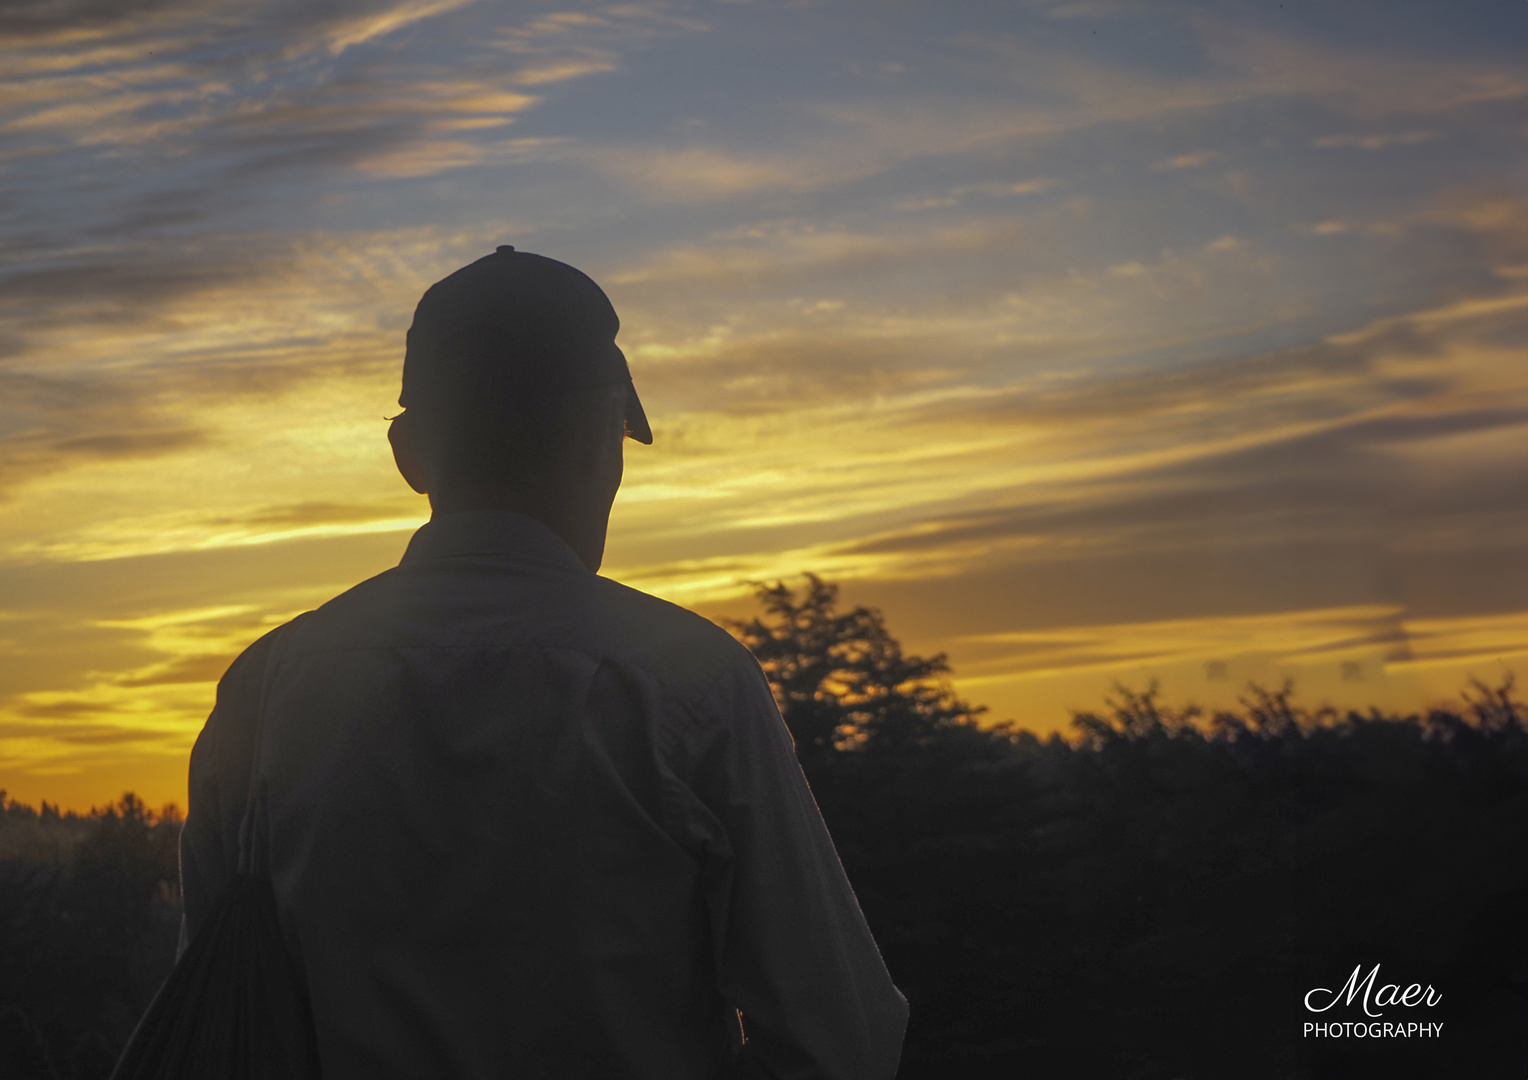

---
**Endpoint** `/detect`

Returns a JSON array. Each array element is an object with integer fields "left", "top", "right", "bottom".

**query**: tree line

[
  {"left": 0, "top": 794, "right": 181, "bottom": 1078},
  {"left": 1, "top": 575, "right": 1523, "bottom": 1078},
  {"left": 733, "top": 576, "right": 1525, "bottom": 1078}
]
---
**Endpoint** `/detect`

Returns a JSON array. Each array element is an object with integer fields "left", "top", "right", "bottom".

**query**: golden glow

[{"left": 2, "top": 2, "right": 1524, "bottom": 811}]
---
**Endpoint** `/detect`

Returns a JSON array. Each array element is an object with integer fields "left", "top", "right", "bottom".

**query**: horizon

[{"left": 1, "top": 0, "right": 1525, "bottom": 812}]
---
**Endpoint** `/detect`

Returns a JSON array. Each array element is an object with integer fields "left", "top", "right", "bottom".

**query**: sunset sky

[{"left": 1, "top": 0, "right": 1524, "bottom": 812}]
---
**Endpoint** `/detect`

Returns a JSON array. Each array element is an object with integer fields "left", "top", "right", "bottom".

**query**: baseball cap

[{"left": 400, "top": 245, "right": 653, "bottom": 444}]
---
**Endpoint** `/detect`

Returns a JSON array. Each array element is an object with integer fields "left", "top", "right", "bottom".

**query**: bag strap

[{"left": 235, "top": 616, "right": 304, "bottom": 878}]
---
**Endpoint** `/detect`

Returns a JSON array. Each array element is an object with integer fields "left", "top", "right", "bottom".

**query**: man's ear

[{"left": 388, "top": 413, "right": 430, "bottom": 495}]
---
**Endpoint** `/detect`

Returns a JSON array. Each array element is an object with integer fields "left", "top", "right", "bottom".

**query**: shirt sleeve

[
  {"left": 176, "top": 625, "right": 285, "bottom": 957},
  {"left": 667, "top": 653, "right": 909, "bottom": 1080}
]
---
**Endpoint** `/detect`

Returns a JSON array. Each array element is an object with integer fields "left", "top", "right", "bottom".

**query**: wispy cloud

[
  {"left": 1314, "top": 131, "right": 1439, "bottom": 151},
  {"left": 320, "top": 0, "right": 480, "bottom": 55},
  {"left": 1194, "top": 14, "right": 1528, "bottom": 117},
  {"left": 1152, "top": 151, "right": 1217, "bottom": 171}
]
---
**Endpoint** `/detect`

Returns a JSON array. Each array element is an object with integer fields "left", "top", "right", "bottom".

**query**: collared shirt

[{"left": 179, "top": 511, "right": 908, "bottom": 1079}]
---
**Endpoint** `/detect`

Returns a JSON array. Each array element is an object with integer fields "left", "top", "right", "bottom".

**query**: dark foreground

[{"left": 3, "top": 579, "right": 1524, "bottom": 1079}]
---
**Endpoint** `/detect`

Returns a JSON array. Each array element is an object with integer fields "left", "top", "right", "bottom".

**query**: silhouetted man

[{"left": 178, "top": 247, "right": 909, "bottom": 1079}]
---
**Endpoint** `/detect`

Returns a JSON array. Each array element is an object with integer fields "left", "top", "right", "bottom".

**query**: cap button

[{"left": 496, "top": 245, "right": 515, "bottom": 253}]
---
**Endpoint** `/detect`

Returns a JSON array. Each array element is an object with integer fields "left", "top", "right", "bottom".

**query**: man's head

[{"left": 388, "top": 246, "right": 650, "bottom": 570}]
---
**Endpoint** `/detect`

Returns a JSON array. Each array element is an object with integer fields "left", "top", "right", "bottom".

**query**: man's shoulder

[
  {"left": 580, "top": 574, "right": 761, "bottom": 698},
  {"left": 216, "top": 609, "right": 318, "bottom": 693}
]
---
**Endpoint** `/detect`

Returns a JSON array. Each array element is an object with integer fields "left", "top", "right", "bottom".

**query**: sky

[{"left": 0, "top": 0, "right": 1524, "bottom": 812}]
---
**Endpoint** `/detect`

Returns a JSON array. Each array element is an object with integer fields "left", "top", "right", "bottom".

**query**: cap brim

[
  {"left": 609, "top": 343, "right": 652, "bottom": 444},
  {"left": 624, "top": 381, "right": 653, "bottom": 444}
]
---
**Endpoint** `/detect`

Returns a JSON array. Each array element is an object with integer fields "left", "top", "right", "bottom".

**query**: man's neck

[{"left": 428, "top": 487, "right": 606, "bottom": 572}]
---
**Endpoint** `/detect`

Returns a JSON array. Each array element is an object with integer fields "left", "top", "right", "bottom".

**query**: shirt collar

[{"left": 399, "top": 510, "right": 589, "bottom": 574}]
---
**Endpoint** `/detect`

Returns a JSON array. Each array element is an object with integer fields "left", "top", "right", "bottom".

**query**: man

[{"left": 177, "top": 247, "right": 909, "bottom": 1079}]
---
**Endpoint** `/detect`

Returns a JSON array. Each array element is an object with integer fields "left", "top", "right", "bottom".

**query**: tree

[
  {"left": 728, "top": 574, "right": 1005, "bottom": 772},
  {"left": 1070, "top": 680, "right": 1203, "bottom": 748}
]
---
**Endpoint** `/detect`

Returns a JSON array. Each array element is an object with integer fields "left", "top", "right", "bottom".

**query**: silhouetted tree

[{"left": 729, "top": 574, "right": 1008, "bottom": 773}]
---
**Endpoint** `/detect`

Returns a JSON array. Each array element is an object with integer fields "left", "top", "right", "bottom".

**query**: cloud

[
  {"left": 50, "top": 430, "right": 205, "bottom": 459},
  {"left": 1152, "top": 151, "right": 1217, "bottom": 171},
  {"left": 0, "top": 369, "right": 209, "bottom": 499},
  {"left": 201, "top": 72, "right": 546, "bottom": 180},
  {"left": 1398, "top": 612, "right": 1528, "bottom": 668},
  {"left": 1036, "top": 1, "right": 1121, "bottom": 19},
  {"left": 114, "top": 652, "right": 235, "bottom": 686},
  {"left": 0, "top": 221, "right": 467, "bottom": 366},
  {"left": 0, "top": 238, "right": 292, "bottom": 496},
  {"left": 1004, "top": 178, "right": 1060, "bottom": 196},
  {"left": 1195, "top": 14, "right": 1528, "bottom": 117},
  {"left": 0, "top": 0, "right": 205, "bottom": 42},
  {"left": 0, "top": 0, "right": 477, "bottom": 53},
  {"left": 0, "top": 1, "right": 613, "bottom": 212},
  {"left": 829, "top": 401, "right": 1527, "bottom": 568},
  {"left": 355, "top": 137, "right": 486, "bottom": 178},
  {"left": 319, "top": 0, "right": 480, "bottom": 56},
  {"left": 10, "top": 697, "right": 132, "bottom": 720},
  {"left": 900, "top": 178, "right": 1061, "bottom": 209},
  {"left": 584, "top": 144, "right": 856, "bottom": 200},
  {"left": 605, "top": 194, "right": 1526, "bottom": 438},
  {"left": 1314, "top": 131, "right": 1439, "bottom": 151},
  {"left": 605, "top": 281, "right": 1528, "bottom": 625},
  {"left": 612, "top": 227, "right": 909, "bottom": 286},
  {"left": 593, "top": 9, "right": 1476, "bottom": 208},
  {"left": 954, "top": 605, "right": 1412, "bottom": 678},
  {"left": 492, "top": 6, "right": 709, "bottom": 52},
  {"left": 0, "top": 238, "right": 282, "bottom": 327},
  {"left": 1410, "top": 188, "right": 1528, "bottom": 265},
  {"left": 0, "top": 228, "right": 450, "bottom": 497},
  {"left": 585, "top": 13, "right": 1528, "bottom": 209},
  {"left": 221, "top": 500, "right": 417, "bottom": 529},
  {"left": 0, "top": 718, "right": 181, "bottom": 745},
  {"left": 509, "top": 56, "right": 617, "bottom": 86},
  {"left": 633, "top": 330, "right": 970, "bottom": 416}
]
